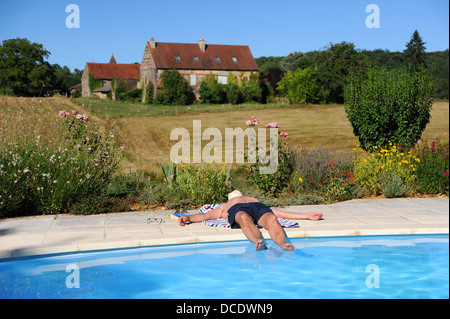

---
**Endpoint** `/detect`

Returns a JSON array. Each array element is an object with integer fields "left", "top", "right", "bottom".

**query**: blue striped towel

[{"left": 198, "top": 204, "right": 299, "bottom": 228}]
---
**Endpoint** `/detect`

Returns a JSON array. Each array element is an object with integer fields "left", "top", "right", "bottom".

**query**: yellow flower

[
  {"left": 299, "top": 177, "right": 303, "bottom": 182},
  {"left": 363, "top": 158, "right": 367, "bottom": 162}
]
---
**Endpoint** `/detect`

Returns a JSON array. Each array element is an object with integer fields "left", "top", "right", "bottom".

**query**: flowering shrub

[
  {"left": 412, "top": 139, "right": 449, "bottom": 195},
  {"left": 353, "top": 142, "right": 419, "bottom": 196},
  {"left": 289, "top": 149, "right": 356, "bottom": 202},
  {"left": 0, "top": 101, "right": 122, "bottom": 217},
  {"left": 244, "top": 116, "right": 295, "bottom": 197}
]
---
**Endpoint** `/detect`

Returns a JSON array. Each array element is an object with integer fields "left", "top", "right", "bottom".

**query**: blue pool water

[{"left": 0, "top": 234, "right": 448, "bottom": 299}]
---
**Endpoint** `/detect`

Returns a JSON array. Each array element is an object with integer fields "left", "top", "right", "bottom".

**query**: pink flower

[
  {"left": 59, "top": 110, "right": 67, "bottom": 116},
  {"left": 81, "top": 114, "right": 89, "bottom": 122},
  {"left": 444, "top": 171, "right": 449, "bottom": 177},
  {"left": 245, "top": 116, "right": 259, "bottom": 126},
  {"left": 71, "top": 110, "right": 78, "bottom": 115},
  {"left": 279, "top": 132, "right": 288, "bottom": 137},
  {"left": 76, "top": 114, "right": 83, "bottom": 120},
  {"left": 266, "top": 122, "right": 280, "bottom": 128}
]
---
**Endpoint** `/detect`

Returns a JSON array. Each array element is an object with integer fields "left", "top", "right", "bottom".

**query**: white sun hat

[{"left": 228, "top": 190, "right": 243, "bottom": 201}]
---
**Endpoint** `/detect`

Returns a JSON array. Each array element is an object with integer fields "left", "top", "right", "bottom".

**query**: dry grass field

[
  {"left": 115, "top": 101, "right": 449, "bottom": 172},
  {"left": 1, "top": 96, "right": 448, "bottom": 173}
]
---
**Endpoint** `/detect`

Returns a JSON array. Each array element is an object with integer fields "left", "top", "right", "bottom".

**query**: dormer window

[
  {"left": 215, "top": 56, "right": 221, "bottom": 63},
  {"left": 175, "top": 55, "right": 181, "bottom": 62},
  {"left": 232, "top": 56, "right": 238, "bottom": 63},
  {"left": 193, "top": 55, "right": 199, "bottom": 62}
]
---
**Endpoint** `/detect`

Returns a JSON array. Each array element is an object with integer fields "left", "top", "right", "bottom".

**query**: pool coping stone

[{"left": 0, "top": 197, "right": 448, "bottom": 259}]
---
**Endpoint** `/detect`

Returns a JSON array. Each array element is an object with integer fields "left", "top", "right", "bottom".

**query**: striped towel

[{"left": 198, "top": 204, "right": 299, "bottom": 228}]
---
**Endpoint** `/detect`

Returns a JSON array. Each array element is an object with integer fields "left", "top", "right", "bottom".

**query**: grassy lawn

[
  {"left": 72, "top": 98, "right": 449, "bottom": 173},
  {"left": 75, "top": 97, "right": 291, "bottom": 118}
]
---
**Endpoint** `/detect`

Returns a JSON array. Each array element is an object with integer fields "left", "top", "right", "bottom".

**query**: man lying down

[{"left": 178, "top": 190, "right": 323, "bottom": 251}]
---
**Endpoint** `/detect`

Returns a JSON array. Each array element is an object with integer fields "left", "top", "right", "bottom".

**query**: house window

[
  {"left": 243, "top": 76, "right": 249, "bottom": 83},
  {"left": 190, "top": 74, "right": 197, "bottom": 86},
  {"left": 193, "top": 55, "right": 199, "bottom": 62},
  {"left": 217, "top": 74, "right": 228, "bottom": 84},
  {"left": 215, "top": 56, "right": 221, "bottom": 63},
  {"left": 232, "top": 56, "right": 238, "bottom": 63},
  {"left": 175, "top": 55, "right": 181, "bottom": 62}
]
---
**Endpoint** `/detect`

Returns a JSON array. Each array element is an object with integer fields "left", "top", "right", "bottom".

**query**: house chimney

[
  {"left": 199, "top": 37, "right": 206, "bottom": 52},
  {"left": 150, "top": 37, "right": 156, "bottom": 49},
  {"left": 109, "top": 54, "right": 117, "bottom": 64}
]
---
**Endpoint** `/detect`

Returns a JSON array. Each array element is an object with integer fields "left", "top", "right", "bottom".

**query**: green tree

[
  {"left": 313, "top": 42, "right": 369, "bottom": 103},
  {"left": 155, "top": 69, "right": 195, "bottom": 105},
  {"left": 344, "top": 65, "right": 434, "bottom": 150},
  {"left": 0, "top": 38, "right": 55, "bottom": 96},
  {"left": 277, "top": 67, "right": 319, "bottom": 104},
  {"left": 404, "top": 30, "right": 427, "bottom": 70},
  {"left": 52, "top": 64, "right": 82, "bottom": 96},
  {"left": 279, "top": 51, "right": 314, "bottom": 72}
]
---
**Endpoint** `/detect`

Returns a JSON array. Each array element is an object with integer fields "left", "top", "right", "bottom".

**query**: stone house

[
  {"left": 140, "top": 37, "right": 259, "bottom": 101},
  {"left": 81, "top": 55, "right": 141, "bottom": 99}
]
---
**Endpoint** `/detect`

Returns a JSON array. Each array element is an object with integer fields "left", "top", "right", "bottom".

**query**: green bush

[
  {"left": 198, "top": 75, "right": 227, "bottom": 104},
  {"left": 198, "top": 73, "right": 267, "bottom": 105},
  {"left": 106, "top": 172, "right": 150, "bottom": 197},
  {"left": 344, "top": 65, "right": 434, "bottom": 150},
  {"left": 155, "top": 69, "right": 195, "bottom": 105},
  {"left": 121, "top": 88, "right": 142, "bottom": 103},
  {"left": 155, "top": 162, "right": 232, "bottom": 208}
]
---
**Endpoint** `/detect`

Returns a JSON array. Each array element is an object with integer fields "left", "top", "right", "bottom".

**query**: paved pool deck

[{"left": 0, "top": 197, "right": 448, "bottom": 259}]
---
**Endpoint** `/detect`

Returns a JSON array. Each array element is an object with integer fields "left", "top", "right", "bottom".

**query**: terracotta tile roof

[
  {"left": 86, "top": 63, "right": 140, "bottom": 80},
  {"left": 149, "top": 42, "right": 259, "bottom": 71}
]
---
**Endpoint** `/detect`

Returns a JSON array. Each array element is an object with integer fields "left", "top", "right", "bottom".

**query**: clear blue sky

[{"left": 0, "top": 0, "right": 448, "bottom": 71}]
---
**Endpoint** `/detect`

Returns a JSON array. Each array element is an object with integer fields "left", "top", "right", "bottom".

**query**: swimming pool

[{"left": 0, "top": 234, "right": 448, "bottom": 299}]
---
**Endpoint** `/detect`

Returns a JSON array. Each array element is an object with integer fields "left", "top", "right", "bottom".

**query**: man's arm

[
  {"left": 179, "top": 207, "right": 224, "bottom": 226},
  {"left": 271, "top": 208, "right": 323, "bottom": 221}
]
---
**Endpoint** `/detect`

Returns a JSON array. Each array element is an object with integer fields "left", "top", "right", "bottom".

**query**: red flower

[{"left": 328, "top": 162, "right": 336, "bottom": 166}]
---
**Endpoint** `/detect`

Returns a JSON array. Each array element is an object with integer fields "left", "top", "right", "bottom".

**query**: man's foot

[
  {"left": 255, "top": 239, "right": 268, "bottom": 251},
  {"left": 281, "top": 243, "right": 295, "bottom": 251}
]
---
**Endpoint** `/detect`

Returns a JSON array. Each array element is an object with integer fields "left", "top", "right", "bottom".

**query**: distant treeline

[{"left": 256, "top": 47, "right": 449, "bottom": 101}]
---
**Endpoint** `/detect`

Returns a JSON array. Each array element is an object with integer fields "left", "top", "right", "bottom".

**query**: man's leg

[
  {"left": 235, "top": 211, "right": 267, "bottom": 251},
  {"left": 258, "top": 213, "right": 294, "bottom": 251}
]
